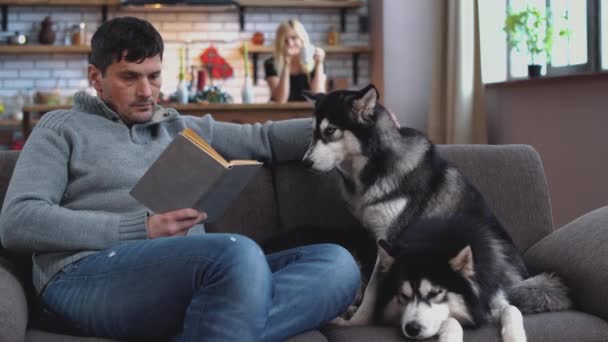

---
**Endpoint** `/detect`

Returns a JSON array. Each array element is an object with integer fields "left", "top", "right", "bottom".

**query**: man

[{"left": 0, "top": 17, "right": 359, "bottom": 341}]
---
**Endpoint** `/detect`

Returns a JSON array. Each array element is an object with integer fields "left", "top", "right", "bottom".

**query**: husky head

[
  {"left": 301, "top": 84, "right": 393, "bottom": 173},
  {"left": 376, "top": 240, "right": 476, "bottom": 339}
]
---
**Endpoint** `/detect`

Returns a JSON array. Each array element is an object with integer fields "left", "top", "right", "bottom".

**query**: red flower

[{"left": 199, "top": 46, "right": 233, "bottom": 80}]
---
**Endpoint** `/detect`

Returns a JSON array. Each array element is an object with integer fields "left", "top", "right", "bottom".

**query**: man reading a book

[{"left": 0, "top": 17, "right": 359, "bottom": 341}]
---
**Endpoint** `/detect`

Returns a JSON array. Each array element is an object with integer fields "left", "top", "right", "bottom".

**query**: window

[
  {"left": 479, "top": 0, "right": 603, "bottom": 82},
  {"left": 602, "top": 0, "right": 608, "bottom": 69}
]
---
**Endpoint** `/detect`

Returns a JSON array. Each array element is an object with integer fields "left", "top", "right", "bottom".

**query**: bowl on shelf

[{"left": 34, "top": 91, "right": 61, "bottom": 106}]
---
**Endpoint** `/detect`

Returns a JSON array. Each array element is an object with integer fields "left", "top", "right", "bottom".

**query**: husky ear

[
  {"left": 449, "top": 245, "right": 475, "bottom": 277},
  {"left": 352, "top": 84, "right": 379, "bottom": 124},
  {"left": 378, "top": 239, "right": 395, "bottom": 272},
  {"left": 302, "top": 90, "right": 321, "bottom": 104}
]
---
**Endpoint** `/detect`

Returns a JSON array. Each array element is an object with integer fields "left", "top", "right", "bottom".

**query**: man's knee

[
  {"left": 312, "top": 244, "right": 361, "bottom": 296},
  {"left": 209, "top": 234, "right": 271, "bottom": 287}
]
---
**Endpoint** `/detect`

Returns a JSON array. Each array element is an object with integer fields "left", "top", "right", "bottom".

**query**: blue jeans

[{"left": 39, "top": 233, "right": 360, "bottom": 341}]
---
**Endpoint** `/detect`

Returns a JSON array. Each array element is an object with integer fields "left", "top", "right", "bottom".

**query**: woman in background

[{"left": 264, "top": 19, "right": 326, "bottom": 103}]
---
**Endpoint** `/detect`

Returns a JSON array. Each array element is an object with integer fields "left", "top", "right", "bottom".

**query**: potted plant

[{"left": 504, "top": 5, "right": 554, "bottom": 77}]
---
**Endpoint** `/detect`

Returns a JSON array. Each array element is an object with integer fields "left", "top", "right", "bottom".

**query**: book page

[
  {"left": 227, "top": 160, "right": 263, "bottom": 166},
  {"left": 180, "top": 128, "right": 261, "bottom": 168},
  {"left": 180, "top": 128, "right": 228, "bottom": 167}
]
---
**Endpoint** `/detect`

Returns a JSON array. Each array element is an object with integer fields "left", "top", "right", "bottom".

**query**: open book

[{"left": 130, "top": 128, "right": 262, "bottom": 223}]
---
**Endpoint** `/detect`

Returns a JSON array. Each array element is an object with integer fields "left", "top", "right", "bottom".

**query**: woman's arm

[
  {"left": 310, "top": 47, "right": 327, "bottom": 93},
  {"left": 267, "top": 58, "right": 292, "bottom": 103}
]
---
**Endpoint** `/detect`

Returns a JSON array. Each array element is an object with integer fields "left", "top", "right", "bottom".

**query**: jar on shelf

[
  {"left": 71, "top": 22, "right": 86, "bottom": 45},
  {"left": 327, "top": 26, "right": 339, "bottom": 46}
]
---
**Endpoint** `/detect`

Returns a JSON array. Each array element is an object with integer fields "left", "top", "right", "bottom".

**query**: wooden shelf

[
  {"left": 1, "top": 1, "right": 117, "bottom": 31},
  {"left": 236, "top": 0, "right": 364, "bottom": 32},
  {"left": 0, "top": 119, "right": 20, "bottom": 127},
  {"left": 0, "top": 44, "right": 90, "bottom": 54},
  {"left": 248, "top": 45, "right": 371, "bottom": 54},
  {"left": 120, "top": 4, "right": 236, "bottom": 13},
  {"left": 0, "top": 0, "right": 120, "bottom": 5},
  {"left": 246, "top": 44, "right": 372, "bottom": 85},
  {"left": 237, "top": 0, "right": 363, "bottom": 8}
]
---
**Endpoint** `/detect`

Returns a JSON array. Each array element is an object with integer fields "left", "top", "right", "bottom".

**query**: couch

[{"left": 1, "top": 145, "right": 608, "bottom": 342}]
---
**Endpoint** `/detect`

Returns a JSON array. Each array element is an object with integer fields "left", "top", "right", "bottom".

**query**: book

[{"left": 130, "top": 128, "right": 262, "bottom": 223}]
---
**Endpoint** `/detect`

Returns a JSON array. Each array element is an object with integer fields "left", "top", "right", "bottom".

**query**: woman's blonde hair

[{"left": 273, "top": 19, "right": 313, "bottom": 76}]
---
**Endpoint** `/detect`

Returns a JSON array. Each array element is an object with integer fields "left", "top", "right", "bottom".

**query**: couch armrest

[
  {"left": 0, "top": 256, "right": 28, "bottom": 342},
  {"left": 524, "top": 206, "right": 608, "bottom": 322}
]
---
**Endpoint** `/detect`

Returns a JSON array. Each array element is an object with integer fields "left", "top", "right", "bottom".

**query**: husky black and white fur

[{"left": 301, "top": 85, "right": 571, "bottom": 342}]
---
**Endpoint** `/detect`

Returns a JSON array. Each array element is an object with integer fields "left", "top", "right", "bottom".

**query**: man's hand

[{"left": 147, "top": 208, "right": 207, "bottom": 239}]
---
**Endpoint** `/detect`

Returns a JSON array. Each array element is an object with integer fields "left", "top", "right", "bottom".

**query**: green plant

[{"left": 504, "top": 5, "right": 554, "bottom": 65}]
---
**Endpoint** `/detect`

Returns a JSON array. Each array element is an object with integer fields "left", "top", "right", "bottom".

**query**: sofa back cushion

[
  {"left": 273, "top": 164, "right": 363, "bottom": 233},
  {"left": 437, "top": 144, "right": 554, "bottom": 251},
  {"left": 0, "top": 151, "right": 19, "bottom": 250},
  {"left": 205, "top": 167, "right": 281, "bottom": 243},
  {"left": 273, "top": 144, "right": 554, "bottom": 252}
]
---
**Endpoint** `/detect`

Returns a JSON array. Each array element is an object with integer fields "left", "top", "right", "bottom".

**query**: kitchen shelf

[
  {"left": 246, "top": 44, "right": 372, "bottom": 85},
  {"left": 0, "top": 0, "right": 119, "bottom": 31},
  {"left": 236, "top": 0, "right": 364, "bottom": 32},
  {"left": 0, "top": 44, "right": 90, "bottom": 54},
  {"left": 120, "top": 4, "right": 236, "bottom": 13}
]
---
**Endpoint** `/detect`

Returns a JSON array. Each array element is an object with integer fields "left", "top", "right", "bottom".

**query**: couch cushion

[
  {"left": 24, "top": 329, "right": 327, "bottom": 342},
  {"left": 286, "top": 330, "right": 328, "bottom": 342},
  {"left": 321, "top": 311, "right": 608, "bottom": 342},
  {"left": 0, "top": 257, "right": 28, "bottom": 342},
  {"left": 273, "top": 163, "right": 363, "bottom": 231},
  {"left": 436, "top": 144, "right": 554, "bottom": 252},
  {"left": 205, "top": 167, "right": 281, "bottom": 243},
  {"left": 26, "top": 329, "right": 123, "bottom": 342}
]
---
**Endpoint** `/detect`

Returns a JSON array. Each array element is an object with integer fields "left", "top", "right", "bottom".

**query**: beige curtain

[{"left": 427, "top": 0, "right": 487, "bottom": 144}]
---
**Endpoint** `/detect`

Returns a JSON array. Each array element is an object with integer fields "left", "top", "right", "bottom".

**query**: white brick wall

[{"left": 0, "top": 3, "right": 371, "bottom": 104}]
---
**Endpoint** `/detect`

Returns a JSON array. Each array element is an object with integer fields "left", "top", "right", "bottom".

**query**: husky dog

[
  {"left": 376, "top": 217, "right": 569, "bottom": 342},
  {"left": 301, "top": 84, "right": 571, "bottom": 341}
]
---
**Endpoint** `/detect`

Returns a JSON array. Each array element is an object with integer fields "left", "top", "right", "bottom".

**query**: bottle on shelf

[
  {"left": 241, "top": 41, "right": 254, "bottom": 104},
  {"left": 175, "top": 47, "right": 189, "bottom": 104}
]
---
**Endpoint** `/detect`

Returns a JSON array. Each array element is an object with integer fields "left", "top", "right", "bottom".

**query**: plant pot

[{"left": 528, "top": 64, "right": 542, "bottom": 78}]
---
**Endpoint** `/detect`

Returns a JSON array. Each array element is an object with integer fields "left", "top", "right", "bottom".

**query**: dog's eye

[
  {"left": 427, "top": 289, "right": 444, "bottom": 299},
  {"left": 324, "top": 127, "right": 336, "bottom": 136},
  {"left": 397, "top": 293, "right": 409, "bottom": 305}
]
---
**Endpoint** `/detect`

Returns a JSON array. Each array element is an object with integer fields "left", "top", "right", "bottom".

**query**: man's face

[{"left": 89, "top": 53, "right": 162, "bottom": 124}]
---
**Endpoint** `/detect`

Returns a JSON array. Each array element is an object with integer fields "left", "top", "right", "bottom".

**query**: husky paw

[
  {"left": 343, "top": 305, "right": 359, "bottom": 319},
  {"left": 328, "top": 316, "right": 366, "bottom": 327},
  {"left": 329, "top": 316, "right": 351, "bottom": 326},
  {"left": 438, "top": 317, "right": 463, "bottom": 342}
]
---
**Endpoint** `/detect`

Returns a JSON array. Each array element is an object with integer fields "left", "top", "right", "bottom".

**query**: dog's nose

[
  {"left": 302, "top": 158, "right": 313, "bottom": 169},
  {"left": 404, "top": 322, "right": 422, "bottom": 337}
]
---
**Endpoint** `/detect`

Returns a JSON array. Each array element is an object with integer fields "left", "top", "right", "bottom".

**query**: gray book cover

[{"left": 130, "top": 132, "right": 262, "bottom": 223}]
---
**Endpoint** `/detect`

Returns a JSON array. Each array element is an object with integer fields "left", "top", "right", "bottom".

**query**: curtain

[{"left": 427, "top": 0, "right": 487, "bottom": 144}]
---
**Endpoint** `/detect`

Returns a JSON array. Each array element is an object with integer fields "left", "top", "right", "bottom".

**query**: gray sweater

[{"left": 0, "top": 92, "right": 312, "bottom": 293}]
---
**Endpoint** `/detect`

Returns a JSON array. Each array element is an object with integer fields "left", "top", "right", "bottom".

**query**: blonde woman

[{"left": 264, "top": 19, "right": 326, "bottom": 103}]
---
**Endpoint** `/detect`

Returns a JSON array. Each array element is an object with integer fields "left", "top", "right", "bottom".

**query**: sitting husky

[{"left": 301, "top": 84, "right": 571, "bottom": 341}]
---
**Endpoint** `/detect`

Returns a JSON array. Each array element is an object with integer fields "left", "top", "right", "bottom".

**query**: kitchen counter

[{"left": 21, "top": 102, "right": 314, "bottom": 137}]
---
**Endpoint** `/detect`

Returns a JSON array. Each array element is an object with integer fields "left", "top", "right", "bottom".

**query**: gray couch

[{"left": 1, "top": 145, "right": 608, "bottom": 342}]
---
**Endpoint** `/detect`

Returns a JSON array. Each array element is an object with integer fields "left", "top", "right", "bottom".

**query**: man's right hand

[{"left": 147, "top": 208, "right": 207, "bottom": 239}]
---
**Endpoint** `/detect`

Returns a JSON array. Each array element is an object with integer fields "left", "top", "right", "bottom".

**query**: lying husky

[
  {"left": 376, "top": 217, "right": 568, "bottom": 341},
  {"left": 301, "top": 84, "right": 571, "bottom": 341}
]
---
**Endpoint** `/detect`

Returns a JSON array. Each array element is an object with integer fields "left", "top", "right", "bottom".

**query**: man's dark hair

[{"left": 90, "top": 17, "right": 164, "bottom": 74}]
